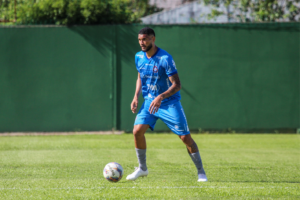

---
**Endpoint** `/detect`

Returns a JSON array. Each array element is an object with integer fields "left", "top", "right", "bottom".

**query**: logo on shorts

[
  {"left": 175, "top": 125, "right": 179, "bottom": 130},
  {"left": 153, "top": 66, "right": 158, "bottom": 73}
]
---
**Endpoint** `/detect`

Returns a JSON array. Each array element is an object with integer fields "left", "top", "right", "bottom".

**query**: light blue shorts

[{"left": 134, "top": 100, "right": 190, "bottom": 136}]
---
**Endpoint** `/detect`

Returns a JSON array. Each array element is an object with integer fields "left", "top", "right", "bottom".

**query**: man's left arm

[{"left": 149, "top": 73, "right": 181, "bottom": 114}]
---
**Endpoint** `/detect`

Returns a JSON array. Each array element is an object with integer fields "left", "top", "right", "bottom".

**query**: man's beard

[{"left": 142, "top": 43, "right": 153, "bottom": 52}]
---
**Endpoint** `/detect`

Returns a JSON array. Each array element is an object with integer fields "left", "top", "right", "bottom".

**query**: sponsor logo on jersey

[
  {"left": 156, "top": 56, "right": 161, "bottom": 59},
  {"left": 141, "top": 73, "right": 160, "bottom": 79},
  {"left": 137, "top": 54, "right": 144, "bottom": 58},
  {"left": 153, "top": 66, "right": 158, "bottom": 73},
  {"left": 147, "top": 84, "right": 160, "bottom": 92}
]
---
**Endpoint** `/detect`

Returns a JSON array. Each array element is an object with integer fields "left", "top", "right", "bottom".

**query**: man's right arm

[{"left": 131, "top": 73, "right": 142, "bottom": 113}]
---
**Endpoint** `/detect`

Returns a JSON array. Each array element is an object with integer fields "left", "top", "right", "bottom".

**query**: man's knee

[
  {"left": 180, "top": 134, "right": 194, "bottom": 146},
  {"left": 133, "top": 127, "right": 142, "bottom": 136},
  {"left": 180, "top": 134, "right": 199, "bottom": 153},
  {"left": 133, "top": 125, "right": 148, "bottom": 137}
]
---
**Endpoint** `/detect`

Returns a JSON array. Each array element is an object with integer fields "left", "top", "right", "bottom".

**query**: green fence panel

[
  {"left": 118, "top": 23, "right": 300, "bottom": 132},
  {"left": 0, "top": 26, "right": 114, "bottom": 132},
  {"left": 116, "top": 25, "right": 143, "bottom": 132},
  {"left": 0, "top": 23, "right": 299, "bottom": 132}
]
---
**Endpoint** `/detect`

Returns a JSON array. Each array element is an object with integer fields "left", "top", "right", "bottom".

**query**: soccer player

[{"left": 126, "top": 27, "right": 207, "bottom": 182}]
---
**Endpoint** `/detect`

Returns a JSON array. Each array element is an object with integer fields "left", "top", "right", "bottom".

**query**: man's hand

[
  {"left": 131, "top": 98, "right": 139, "bottom": 113},
  {"left": 149, "top": 95, "right": 163, "bottom": 114}
]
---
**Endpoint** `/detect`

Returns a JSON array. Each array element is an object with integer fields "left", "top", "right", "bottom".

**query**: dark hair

[{"left": 138, "top": 27, "right": 155, "bottom": 37}]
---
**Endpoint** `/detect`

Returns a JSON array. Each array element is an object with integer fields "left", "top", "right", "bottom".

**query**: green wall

[
  {"left": 0, "top": 23, "right": 299, "bottom": 132},
  {"left": 0, "top": 26, "right": 114, "bottom": 131}
]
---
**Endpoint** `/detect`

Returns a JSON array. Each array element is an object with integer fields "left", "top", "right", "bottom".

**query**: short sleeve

[
  {"left": 135, "top": 54, "right": 138, "bottom": 71},
  {"left": 163, "top": 55, "right": 178, "bottom": 77}
]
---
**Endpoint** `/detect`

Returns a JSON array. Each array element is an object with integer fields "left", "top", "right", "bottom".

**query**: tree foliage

[
  {"left": 0, "top": 0, "right": 162, "bottom": 25},
  {"left": 204, "top": 0, "right": 300, "bottom": 22}
]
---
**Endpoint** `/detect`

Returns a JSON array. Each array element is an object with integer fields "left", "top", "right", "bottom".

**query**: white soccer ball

[{"left": 103, "top": 162, "right": 124, "bottom": 182}]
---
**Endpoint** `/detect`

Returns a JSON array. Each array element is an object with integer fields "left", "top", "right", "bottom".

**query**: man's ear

[{"left": 152, "top": 36, "right": 156, "bottom": 43}]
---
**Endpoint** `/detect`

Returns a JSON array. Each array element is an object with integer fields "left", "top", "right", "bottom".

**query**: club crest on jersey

[{"left": 153, "top": 66, "right": 158, "bottom": 73}]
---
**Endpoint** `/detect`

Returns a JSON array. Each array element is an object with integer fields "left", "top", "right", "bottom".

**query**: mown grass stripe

[{"left": 0, "top": 186, "right": 296, "bottom": 190}]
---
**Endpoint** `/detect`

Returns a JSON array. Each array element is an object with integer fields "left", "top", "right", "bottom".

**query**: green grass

[{"left": 0, "top": 134, "right": 299, "bottom": 199}]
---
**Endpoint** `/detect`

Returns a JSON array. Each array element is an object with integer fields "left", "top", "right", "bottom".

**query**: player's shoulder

[
  {"left": 135, "top": 51, "right": 145, "bottom": 59},
  {"left": 157, "top": 48, "right": 172, "bottom": 57},
  {"left": 156, "top": 48, "right": 173, "bottom": 62}
]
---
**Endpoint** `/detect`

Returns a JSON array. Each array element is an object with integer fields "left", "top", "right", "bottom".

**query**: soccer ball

[{"left": 103, "top": 162, "right": 124, "bottom": 182}]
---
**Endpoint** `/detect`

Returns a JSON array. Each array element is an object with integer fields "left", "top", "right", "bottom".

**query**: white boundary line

[{"left": 0, "top": 186, "right": 296, "bottom": 190}]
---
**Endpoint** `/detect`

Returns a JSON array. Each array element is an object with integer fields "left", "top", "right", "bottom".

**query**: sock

[
  {"left": 136, "top": 148, "right": 147, "bottom": 171},
  {"left": 189, "top": 151, "right": 205, "bottom": 175}
]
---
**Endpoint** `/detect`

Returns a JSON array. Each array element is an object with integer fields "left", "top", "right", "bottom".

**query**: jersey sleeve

[
  {"left": 135, "top": 54, "right": 139, "bottom": 71},
  {"left": 163, "top": 55, "right": 178, "bottom": 77}
]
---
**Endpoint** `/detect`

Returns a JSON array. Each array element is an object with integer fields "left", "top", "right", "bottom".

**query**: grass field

[{"left": 0, "top": 133, "right": 299, "bottom": 199}]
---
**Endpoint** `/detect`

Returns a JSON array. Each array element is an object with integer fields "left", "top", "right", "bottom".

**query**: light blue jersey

[
  {"left": 135, "top": 48, "right": 181, "bottom": 105},
  {"left": 134, "top": 47, "right": 190, "bottom": 135}
]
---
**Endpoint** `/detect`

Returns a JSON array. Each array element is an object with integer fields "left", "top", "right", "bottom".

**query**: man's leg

[
  {"left": 133, "top": 124, "right": 149, "bottom": 170},
  {"left": 126, "top": 124, "right": 149, "bottom": 181},
  {"left": 179, "top": 134, "right": 207, "bottom": 182},
  {"left": 157, "top": 102, "right": 206, "bottom": 181}
]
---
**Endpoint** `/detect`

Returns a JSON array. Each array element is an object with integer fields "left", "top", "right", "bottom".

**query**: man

[{"left": 126, "top": 27, "right": 207, "bottom": 182}]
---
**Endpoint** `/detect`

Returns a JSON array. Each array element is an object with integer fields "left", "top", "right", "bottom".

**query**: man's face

[{"left": 138, "top": 34, "right": 155, "bottom": 52}]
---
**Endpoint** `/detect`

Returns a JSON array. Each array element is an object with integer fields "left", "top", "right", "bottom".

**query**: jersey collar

[{"left": 144, "top": 47, "right": 160, "bottom": 60}]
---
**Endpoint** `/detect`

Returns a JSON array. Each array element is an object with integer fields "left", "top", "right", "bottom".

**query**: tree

[
  {"left": 203, "top": 0, "right": 300, "bottom": 22},
  {"left": 0, "top": 0, "right": 163, "bottom": 25}
]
